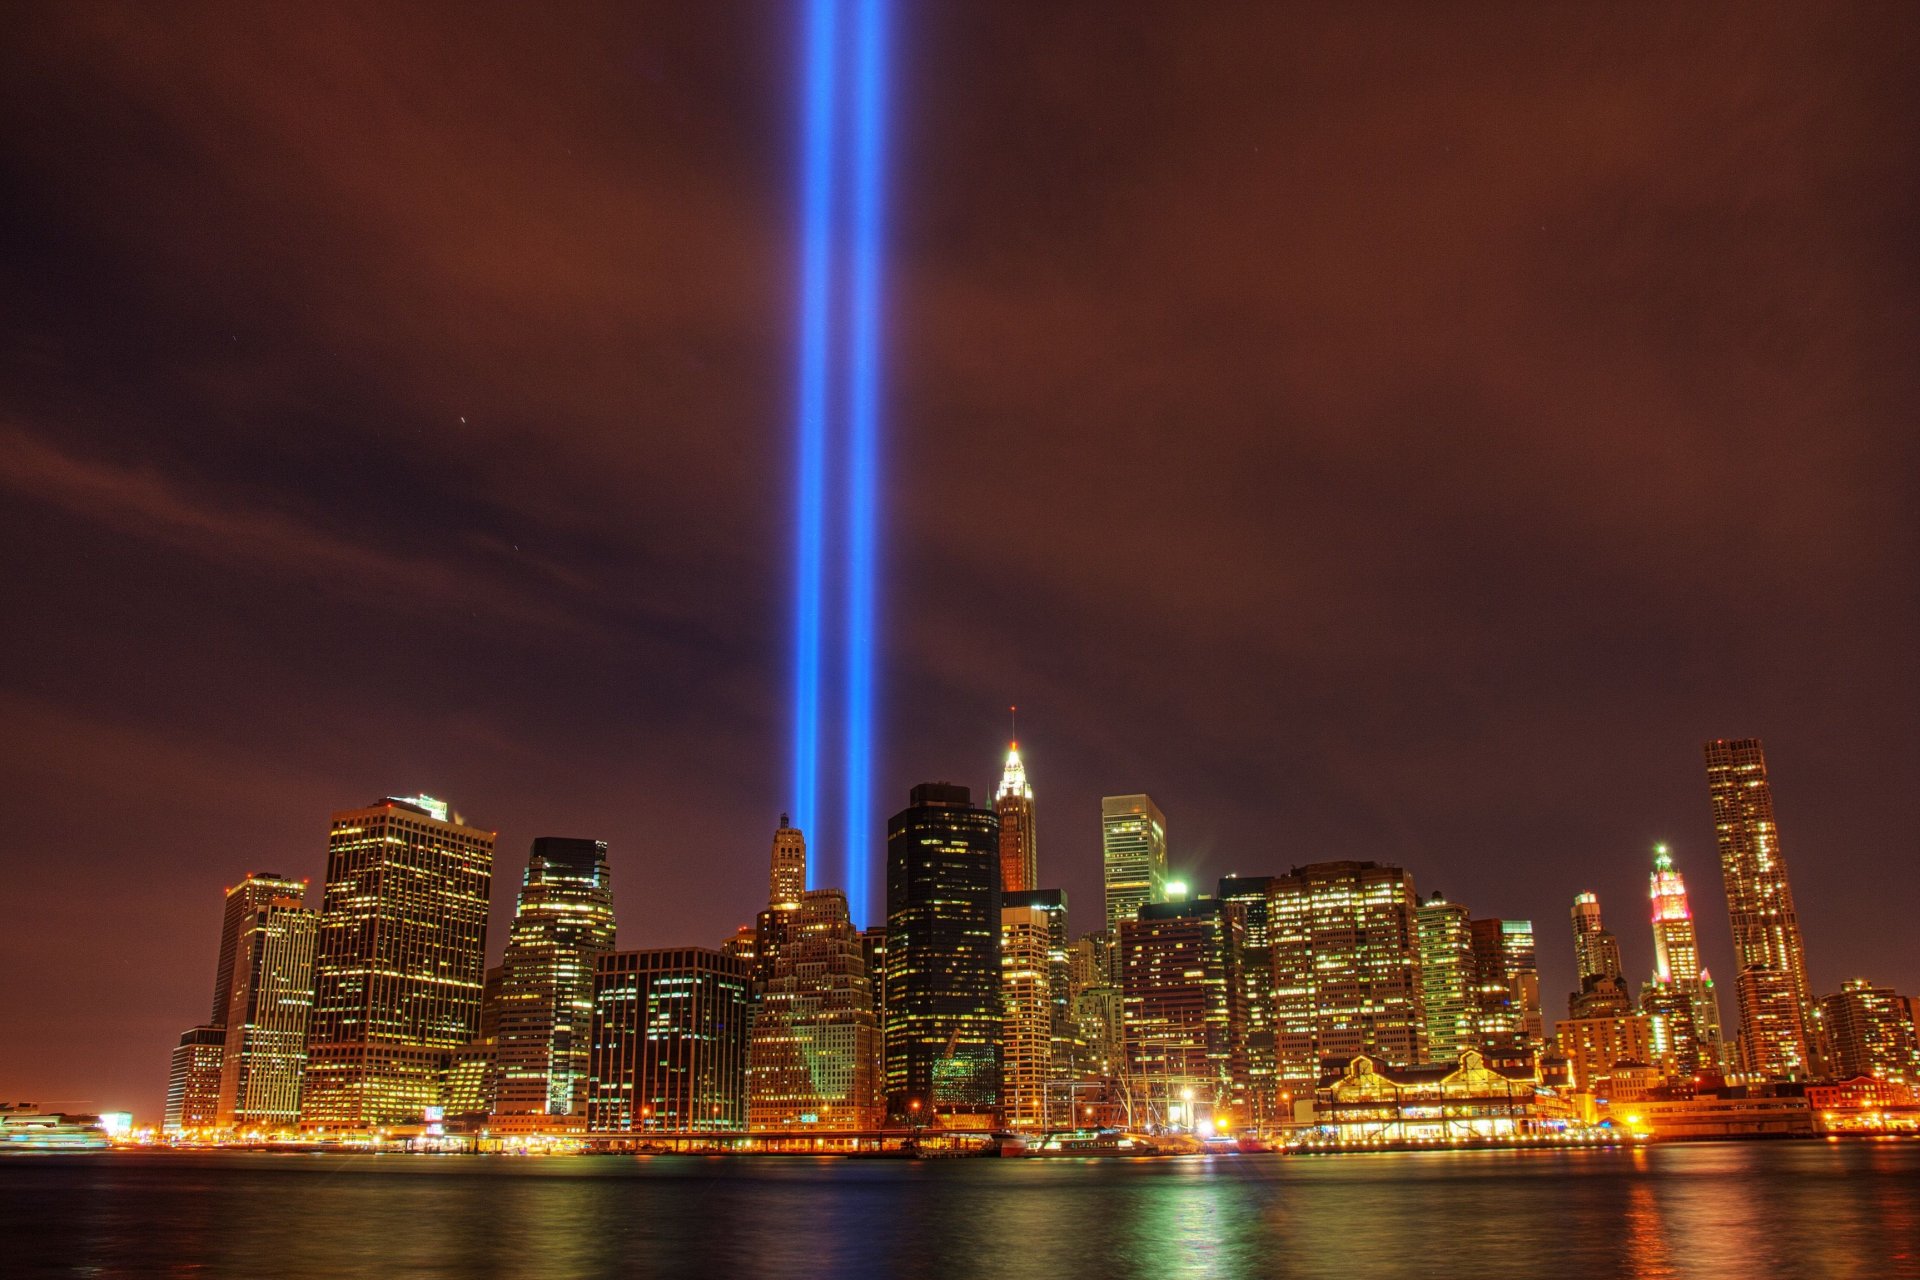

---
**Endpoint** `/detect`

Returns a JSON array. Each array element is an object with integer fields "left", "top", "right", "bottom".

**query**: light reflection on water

[{"left": 4, "top": 1141, "right": 1918, "bottom": 1279}]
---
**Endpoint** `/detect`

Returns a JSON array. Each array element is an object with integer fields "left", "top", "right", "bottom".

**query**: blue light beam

[
  {"left": 789, "top": 0, "right": 839, "bottom": 858},
  {"left": 842, "top": 0, "right": 889, "bottom": 929}
]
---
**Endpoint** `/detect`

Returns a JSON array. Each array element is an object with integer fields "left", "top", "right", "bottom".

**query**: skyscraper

[
  {"left": 1269, "top": 861, "right": 1426, "bottom": 1085},
  {"left": 884, "top": 783, "right": 1001, "bottom": 1123},
  {"left": 302, "top": 796, "right": 495, "bottom": 1128},
  {"left": 1102, "top": 794, "right": 1167, "bottom": 933},
  {"left": 211, "top": 873, "right": 309, "bottom": 1028},
  {"left": 164, "top": 1026, "right": 226, "bottom": 1134},
  {"left": 1415, "top": 890, "right": 1475, "bottom": 1063},
  {"left": 213, "top": 880, "right": 316, "bottom": 1130},
  {"left": 1821, "top": 980, "right": 1920, "bottom": 1086},
  {"left": 1704, "top": 739, "right": 1821, "bottom": 1078},
  {"left": 1567, "top": 892, "right": 1632, "bottom": 1018},
  {"left": 588, "top": 948, "right": 752, "bottom": 1135},
  {"left": 749, "top": 888, "right": 882, "bottom": 1131},
  {"left": 1646, "top": 843, "right": 1723, "bottom": 1073},
  {"left": 769, "top": 814, "right": 807, "bottom": 907},
  {"left": 1118, "top": 898, "right": 1249, "bottom": 1131},
  {"left": 491, "top": 838, "right": 617, "bottom": 1131},
  {"left": 995, "top": 740, "right": 1038, "bottom": 894},
  {"left": 1000, "top": 903, "right": 1055, "bottom": 1131},
  {"left": 1004, "top": 888, "right": 1078, "bottom": 1087},
  {"left": 1469, "top": 918, "right": 1544, "bottom": 1068},
  {"left": 1218, "top": 875, "right": 1280, "bottom": 1120}
]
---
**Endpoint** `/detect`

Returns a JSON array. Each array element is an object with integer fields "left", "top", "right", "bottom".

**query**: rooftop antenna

[{"left": 1010, "top": 704, "right": 1018, "bottom": 747}]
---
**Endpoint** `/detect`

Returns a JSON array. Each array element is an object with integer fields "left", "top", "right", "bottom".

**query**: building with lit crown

[
  {"left": 491, "top": 838, "right": 617, "bottom": 1132},
  {"left": 1568, "top": 892, "right": 1632, "bottom": 1018},
  {"left": 1102, "top": 795, "right": 1167, "bottom": 934},
  {"left": 214, "top": 879, "right": 316, "bottom": 1130},
  {"left": 995, "top": 741, "right": 1038, "bottom": 895},
  {"left": 589, "top": 948, "right": 751, "bottom": 1135},
  {"left": 748, "top": 888, "right": 882, "bottom": 1132},
  {"left": 884, "top": 783, "right": 1001, "bottom": 1124},
  {"left": 769, "top": 814, "right": 807, "bottom": 908},
  {"left": 1645, "top": 842, "right": 1722, "bottom": 1074},
  {"left": 1704, "top": 739, "right": 1821, "bottom": 1078},
  {"left": 302, "top": 796, "right": 496, "bottom": 1129},
  {"left": 1270, "top": 862, "right": 1425, "bottom": 1087}
]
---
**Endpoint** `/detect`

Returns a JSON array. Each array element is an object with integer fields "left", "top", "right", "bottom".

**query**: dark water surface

[{"left": 4, "top": 1141, "right": 1917, "bottom": 1278}]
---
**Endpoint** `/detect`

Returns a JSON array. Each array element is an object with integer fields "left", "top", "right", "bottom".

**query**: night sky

[{"left": 2, "top": 3, "right": 1915, "bottom": 1119}]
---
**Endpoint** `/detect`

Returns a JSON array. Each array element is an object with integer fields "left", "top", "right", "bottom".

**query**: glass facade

[{"left": 589, "top": 948, "right": 752, "bottom": 1134}]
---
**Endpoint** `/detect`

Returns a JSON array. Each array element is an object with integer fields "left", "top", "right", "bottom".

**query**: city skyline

[{"left": 3, "top": 2, "right": 1915, "bottom": 1127}]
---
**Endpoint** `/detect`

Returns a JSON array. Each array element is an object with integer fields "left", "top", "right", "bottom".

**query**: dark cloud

[{"left": 1, "top": 1, "right": 1914, "bottom": 1115}]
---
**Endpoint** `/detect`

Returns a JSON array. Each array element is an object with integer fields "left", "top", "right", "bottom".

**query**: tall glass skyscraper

[
  {"left": 492, "top": 837, "right": 617, "bottom": 1130},
  {"left": 588, "top": 948, "right": 751, "bottom": 1134},
  {"left": 302, "top": 796, "right": 495, "bottom": 1128},
  {"left": 213, "top": 880, "right": 316, "bottom": 1129},
  {"left": 1415, "top": 890, "right": 1475, "bottom": 1063},
  {"left": 1704, "top": 738, "right": 1821, "bottom": 1078},
  {"left": 884, "top": 783, "right": 1001, "bottom": 1123},
  {"left": 1101, "top": 794, "right": 1167, "bottom": 933}
]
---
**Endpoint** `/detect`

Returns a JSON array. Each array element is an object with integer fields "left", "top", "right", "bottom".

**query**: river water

[{"left": 4, "top": 1140, "right": 1916, "bottom": 1278}]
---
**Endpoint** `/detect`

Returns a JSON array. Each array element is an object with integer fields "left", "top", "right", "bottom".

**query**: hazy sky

[{"left": 2, "top": 2, "right": 1915, "bottom": 1117}]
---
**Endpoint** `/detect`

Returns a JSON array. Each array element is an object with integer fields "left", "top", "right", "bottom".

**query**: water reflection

[{"left": 4, "top": 1143, "right": 1918, "bottom": 1280}]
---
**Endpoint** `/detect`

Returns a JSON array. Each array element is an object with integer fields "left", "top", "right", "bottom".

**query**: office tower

[
  {"left": 1102, "top": 795, "right": 1167, "bottom": 934},
  {"left": 769, "top": 814, "right": 807, "bottom": 908},
  {"left": 1069, "top": 932, "right": 1123, "bottom": 1081},
  {"left": 749, "top": 888, "right": 882, "bottom": 1131},
  {"left": 754, "top": 818, "right": 810, "bottom": 999},
  {"left": 211, "top": 873, "right": 309, "bottom": 1028},
  {"left": 721, "top": 924, "right": 758, "bottom": 966},
  {"left": 1469, "top": 919, "right": 1544, "bottom": 1067},
  {"left": 492, "top": 838, "right": 617, "bottom": 1131},
  {"left": 1647, "top": 843, "right": 1723, "bottom": 1070},
  {"left": 302, "top": 796, "right": 495, "bottom": 1128},
  {"left": 1704, "top": 738, "right": 1821, "bottom": 1078},
  {"left": 164, "top": 1026, "right": 227, "bottom": 1134},
  {"left": 884, "top": 783, "right": 1001, "bottom": 1123},
  {"left": 1005, "top": 890, "right": 1077, "bottom": 1080},
  {"left": 1415, "top": 890, "right": 1476, "bottom": 1063},
  {"left": 588, "top": 948, "right": 751, "bottom": 1133},
  {"left": 1001, "top": 903, "right": 1054, "bottom": 1131},
  {"left": 1568, "top": 893, "right": 1633, "bottom": 1018},
  {"left": 860, "top": 925, "right": 889, "bottom": 1096},
  {"left": 1554, "top": 1013, "right": 1655, "bottom": 1094},
  {"left": 214, "top": 883, "right": 317, "bottom": 1129},
  {"left": 1218, "top": 876, "right": 1280, "bottom": 1121},
  {"left": 1118, "top": 898, "right": 1249, "bottom": 1131},
  {"left": 1821, "top": 980, "right": 1920, "bottom": 1085},
  {"left": 446, "top": 965, "right": 504, "bottom": 1123},
  {"left": 996, "top": 741, "right": 1038, "bottom": 894},
  {"left": 1269, "top": 862, "right": 1425, "bottom": 1085}
]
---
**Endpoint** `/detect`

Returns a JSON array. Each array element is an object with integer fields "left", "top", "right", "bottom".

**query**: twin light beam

[{"left": 790, "top": 0, "right": 891, "bottom": 927}]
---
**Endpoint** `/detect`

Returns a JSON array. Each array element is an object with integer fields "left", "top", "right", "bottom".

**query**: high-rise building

[
  {"left": 1415, "top": 890, "right": 1475, "bottom": 1063},
  {"left": 588, "top": 948, "right": 751, "bottom": 1134},
  {"left": 721, "top": 924, "right": 758, "bottom": 967},
  {"left": 1069, "top": 932, "right": 1123, "bottom": 1081},
  {"left": 749, "top": 888, "right": 882, "bottom": 1132},
  {"left": 1269, "top": 862, "right": 1425, "bottom": 1085},
  {"left": 1646, "top": 843, "right": 1723, "bottom": 1073},
  {"left": 445, "top": 965, "right": 504, "bottom": 1123},
  {"left": 995, "top": 741, "right": 1038, "bottom": 895},
  {"left": 1218, "top": 876, "right": 1280, "bottom": 1121},
  {"left": 1554, "top": 1013, "right": 1656, "bottom": 1094},
  {"left": 769, "top": 814, "right": 807, "bottom": 908},
  {"left": 884, "top": 783, "right": 1001, "bottom": 1123},
  {"left": 1004, "top": 889, "right": 1078, "bottom": 1085},
  {"left": 302, "top": 796, "right": 496, "bottom": 1128},
  {"left": 211, "top": 873, "right": 309, "bottom": 1028},
  {"left": 214, "top": 881, "right": 317, "bottom": 1130},
  {"left": 1000, "top": 903, "right": 1055, "bottom": 1131},
  {"left": 1704, "top": 738, "right": 1821, "bottom": 1078},
  {"left": 1821, "top": 980, "right": 1920, "bottom": 1085},
  {"left": 1102, "top": 795, "right": 1167, "bottom": 934},
  {"left": 491, "top": 838, "right": 617, "bottom": 1131},
  {"left": 164, "top": 1026, "right": 227, "bottom": 1134},
  {"left": 1568, "top": 893, "right": 1632, "bottom": 1019},
  {"left": 1118, "top": 898, "right": 1249, "bottom": 1131},
  {"left": 1469, "top": 918, "right": 1543, "bottom": 1068}
]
